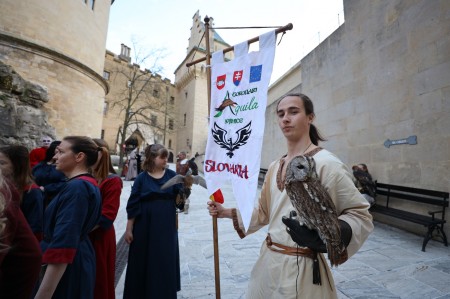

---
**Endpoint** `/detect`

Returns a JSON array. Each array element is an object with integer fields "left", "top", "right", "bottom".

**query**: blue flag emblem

[{"left": 249, "top": 65, "right": 262, "bottom": 83}]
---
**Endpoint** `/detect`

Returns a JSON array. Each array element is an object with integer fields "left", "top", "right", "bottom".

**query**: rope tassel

[{"left": 312, "top": 252, "right": 321, "bottom": 285}]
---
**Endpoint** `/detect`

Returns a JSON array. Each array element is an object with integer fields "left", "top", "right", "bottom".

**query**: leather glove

[
  {"left": 282, "top": 211, "right": 327, "bottom": 252},
  {"left": 282, "top": 211, "right": 353, "bottom": 252}
]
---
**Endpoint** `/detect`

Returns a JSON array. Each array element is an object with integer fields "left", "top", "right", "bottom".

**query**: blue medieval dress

[
  {"left": 32, "top": 162, "right": 67, "bottom": 206},
  {"left": 40, "top": 174, "right": 101, "bottom": 299},
  {"left": 123, "top": 169, "right": 181, "bottom": 299},
  {"left": 21, "top": 184, "right": 44, "bottom": 241}
]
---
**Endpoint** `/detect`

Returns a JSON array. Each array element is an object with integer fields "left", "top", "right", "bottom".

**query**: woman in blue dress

[
  {"left": 123, "top": 144, "right": 182, "bottom": 299},
  {"left": 35, "top": 136, "right": 109, "bottom": 299}
]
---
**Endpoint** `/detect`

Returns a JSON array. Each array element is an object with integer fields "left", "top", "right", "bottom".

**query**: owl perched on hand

[{"left": 285, "top": 155, "right": 347, "bottom": 266}]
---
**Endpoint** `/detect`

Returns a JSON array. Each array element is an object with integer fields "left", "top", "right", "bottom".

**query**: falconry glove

[
  {"left": 282, "top": 210, "right": 353, "bottom": 252},
  {"left": 282, "top": 213, "right": 327, "bottom": 253}
]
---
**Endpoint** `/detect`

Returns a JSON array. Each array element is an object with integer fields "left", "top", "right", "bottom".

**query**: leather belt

[
  {"left": 266, "top": 233, "right": 325, "bottom": 286},
  {"left": 265, "top": 233, "right": 315, "bottom": 258}
]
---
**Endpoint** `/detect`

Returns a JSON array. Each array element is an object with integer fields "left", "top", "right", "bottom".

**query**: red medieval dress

[
  {"left": 29, "top": 147, "right": 47, "bottom": 168},
  {"left": 0, "top": 179, "right": 42, "bottom": 299},
  {"left": 89, "top": 174, "right": 122, "bottom": 299}
]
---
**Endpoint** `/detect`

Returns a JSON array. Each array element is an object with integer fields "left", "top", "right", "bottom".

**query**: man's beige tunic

[{"left": 232, "top": 149, "right": 374, "bottom": 298}]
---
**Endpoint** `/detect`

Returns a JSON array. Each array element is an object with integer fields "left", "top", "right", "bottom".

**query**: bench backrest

[{"left": 376, "top": 182, "right": 449, "bottom": 208}]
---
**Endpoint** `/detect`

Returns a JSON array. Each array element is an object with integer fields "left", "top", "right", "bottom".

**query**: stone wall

[
  {"left": 262, "top": 0, "right": 450, "bottom": 238},
  {"left": 0, "top": 43, "right": 107, "bottom": 138},
  {"left": 0, "top": 0, "right": 111, "bottom": 139},
  {"left": 0, "top": 0, "right": 111, "bottom": 74},
  {"left": 0, "top": 61, "right": 55, "bottom": 148}
]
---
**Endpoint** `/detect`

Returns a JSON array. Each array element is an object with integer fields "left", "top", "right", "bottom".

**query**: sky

[{"left": 106, "top": 0, "right": 344, "bottom": 84}]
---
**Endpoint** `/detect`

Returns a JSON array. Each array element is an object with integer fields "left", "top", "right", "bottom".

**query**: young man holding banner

[{"left": 208, "top": 93, "right": 373, "bottom": 298}]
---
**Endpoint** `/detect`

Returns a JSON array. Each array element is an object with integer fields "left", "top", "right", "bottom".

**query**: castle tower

[
  {"left": 174, "top": 10, "right": 231, "bottom": 157},
  {"left": 0, "top": 0, "right": 113, "bottom": 138}
]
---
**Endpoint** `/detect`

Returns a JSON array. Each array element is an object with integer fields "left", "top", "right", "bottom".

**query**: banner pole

[
  {"left": 204, "top": 15, "right": 221, "bottom": 299},
  {"left": 186, "top": 23, "right": 293, "bottom": 67}
]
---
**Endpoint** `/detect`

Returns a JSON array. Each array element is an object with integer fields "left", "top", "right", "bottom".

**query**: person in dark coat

[
  {"left": 32, "top": 141, "right": 67, "bottom": 208},
  {"left": 123, "top": 144, "right": 182, "bottom": 299}
]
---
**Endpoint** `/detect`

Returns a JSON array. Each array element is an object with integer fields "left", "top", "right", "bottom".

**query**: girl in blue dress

[
  {"left": 123, "top": 144, "right": 182, "bottom": 299},
  {"left": 35, "top": 136, "right": 109, "bottom": 299}
]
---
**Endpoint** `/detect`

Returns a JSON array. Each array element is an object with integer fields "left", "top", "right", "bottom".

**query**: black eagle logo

[{"left": 211, "top": 121, "right": 252, "bottom": 158}]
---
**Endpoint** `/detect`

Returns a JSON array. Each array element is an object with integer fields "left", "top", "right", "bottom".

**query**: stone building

[
  {"left": 0, "top": 0, "right": 113, "bottom": 146},
  {"left": 102, "top": 45, "right": 177, "bottom": 161},
  {"left": 262, "top": 0, "right": 450, "bottom": 237},
  {"left": 173, "top": 10, "right": 232, "bottom": 158}
]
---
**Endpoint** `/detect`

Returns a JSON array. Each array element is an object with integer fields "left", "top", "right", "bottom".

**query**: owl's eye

[{"left": 296, "top": 165, "right": 305, "bottom": 170}]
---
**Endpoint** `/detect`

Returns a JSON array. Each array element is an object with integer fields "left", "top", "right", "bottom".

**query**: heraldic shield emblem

[
  {"left": 216, "top": 74, "right": 226, "bottom": 90},
  {"left": 233, "top": 70, "right": 243, "bottom": 86}
]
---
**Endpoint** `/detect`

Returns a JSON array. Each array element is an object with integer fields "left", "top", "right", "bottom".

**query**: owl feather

[{"left": 285, "top": 155, "right": 347, "bottom": 267}]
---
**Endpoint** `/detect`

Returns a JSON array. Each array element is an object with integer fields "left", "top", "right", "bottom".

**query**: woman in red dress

[{"left": 90, "top": 139, "right": 122, "bottom": 299}]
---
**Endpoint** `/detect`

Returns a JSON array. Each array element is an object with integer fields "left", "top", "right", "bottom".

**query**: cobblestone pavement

[{"left": 114, "top": 176, "right": 450, "bottom": 299}]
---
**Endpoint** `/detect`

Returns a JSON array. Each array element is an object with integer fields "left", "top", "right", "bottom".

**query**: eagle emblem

[{"left": 211, "top": 122, "right": 252, "bottom": 158}]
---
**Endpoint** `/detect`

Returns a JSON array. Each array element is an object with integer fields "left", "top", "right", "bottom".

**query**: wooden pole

[
  {"left": 186, "top": 23, "right": 293, "bottom": 67},
  {"left": 192, "top": 19, "right": 293, "bottom": 299},
  {"left": 204, "top": 15, "right": 221, "bottom": 299}
]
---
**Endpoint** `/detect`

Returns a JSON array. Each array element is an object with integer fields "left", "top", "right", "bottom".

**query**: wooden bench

[{"left": 371, "top": 182, "right": 449, "bottom": 251}]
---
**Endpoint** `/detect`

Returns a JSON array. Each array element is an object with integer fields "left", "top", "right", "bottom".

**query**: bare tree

[{"left": 106, "top": 40, "right": 177, "bottom": 168}]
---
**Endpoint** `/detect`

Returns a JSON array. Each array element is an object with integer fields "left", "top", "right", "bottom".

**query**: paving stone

[{"left": 114, "top": 176, "right": 450, "bottom": 298}]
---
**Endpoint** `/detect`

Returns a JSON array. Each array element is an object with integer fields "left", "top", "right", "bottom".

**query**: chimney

[{"left": 119, "top": 44, "right": 131, "bottom": 62}]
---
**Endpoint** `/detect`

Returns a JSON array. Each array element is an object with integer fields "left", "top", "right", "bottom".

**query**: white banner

[{"left": 204, "top": 31, "right": 276, "bottom": 231}]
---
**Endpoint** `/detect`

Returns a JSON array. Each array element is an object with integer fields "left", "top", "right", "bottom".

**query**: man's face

[
  {"left": 41, "top": 137, "right": 52, "bottom": 148},
  {"left": 276, "top": 96, "right": 313, "bottom": 141}
]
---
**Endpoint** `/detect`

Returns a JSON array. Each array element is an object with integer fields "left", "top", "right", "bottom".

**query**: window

[
  {"left": 153, "top": 89, "right": 159, "bottom": 97},
  {"left": 170, "top": 96, "right": 175, "bottom": 105},
  {"left": 103, "top": 71, "right": 110, "bottom": 80},
  {"left": 103, "top": 102, "right": 109, "bottom": 116},
  {"left": 83, "top": 0, "right": 95, "bottom": 10},
  {"left": 151, "top": 114, "right": 157, "bottom": 126},
  {"left": 185, "top": 92, "right": 188, "bottom": 99},
  {"left": 183, "top": 114, "right": 186, "bottom": 126},
  {"left": 169, "top": 119, "right": 174, "bottom": 130},
  {"left": 168, "top": 139, "right": 172, "bottom": 149},
  {"left": 101, "top": 129, "right": 105, "bottom": 139},
  {"left": 88, "top": 0, "right": 95, "bottom": 10}
]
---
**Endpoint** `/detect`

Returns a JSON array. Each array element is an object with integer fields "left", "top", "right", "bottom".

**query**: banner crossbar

[{"left": 186, "top": 23, "right": 293, "bottom": 67}]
